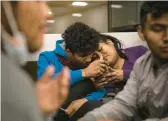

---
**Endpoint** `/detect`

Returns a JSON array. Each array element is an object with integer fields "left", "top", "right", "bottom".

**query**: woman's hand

[
  {"left": 103, "top": 68, "right": 124, "bottom": 82},
  {"left": 91, "top": 77, "right": 110, "bottom": 88},
  {"left": 92, "top": 67, "right": 124, "bottom": 88}
]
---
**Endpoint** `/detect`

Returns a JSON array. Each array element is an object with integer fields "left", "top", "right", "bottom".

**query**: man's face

[
  {"left": 138, "top": 13, "right": 168, "bottom": 60},
  {"left": 69, "top": 51, "right": 94, "bottom": 68},
  {"left": 15, "top": 2, "right": 51, "bottom": 52}
]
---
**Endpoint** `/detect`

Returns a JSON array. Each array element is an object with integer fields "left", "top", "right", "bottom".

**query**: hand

[
  {"left": 66, "top": 98, "right": 88, "bottom": 116},
  {"left": 36, "top": 66, "right": 70, "bottom": 114},
  {"left": 103, "top": 68, "right": 124, "bottom": 82},
  {"left": 91, "top": 67, "right": 115, "bottom": 89},
  {"left": 91, "top": 78, "right": 109, "bottom": 88},
  {"left": 83, "top": 52, "right": 108, "bottom": 78}
]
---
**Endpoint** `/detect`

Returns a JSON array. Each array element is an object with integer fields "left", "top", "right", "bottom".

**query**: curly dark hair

[
  {"left": 140, "top": 1, "right": 168, "bottom": 28},
  {"left": 99, "top": 34, "right": 128, "bottom": 60},
  {"left": 62, "top": 22, "right": 100, "bottom": 56}
]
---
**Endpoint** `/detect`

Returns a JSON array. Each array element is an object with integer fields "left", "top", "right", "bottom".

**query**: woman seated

[
  {"left": 92, "top": 34, "right": 148, "bottom": 101},
  {"left": 73, "top": 34, "right": 148, "bottom": 120}
]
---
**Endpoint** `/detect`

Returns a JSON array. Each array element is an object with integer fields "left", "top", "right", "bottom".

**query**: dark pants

[
  {"left": 62, "top": 78, "right": 96, "bottom": 109},
  {"left": 70, "top": 100, "right": 103, "bottom": 121},
  {"left": 54, "top": 78, "right": 103, "bottom": 121}
]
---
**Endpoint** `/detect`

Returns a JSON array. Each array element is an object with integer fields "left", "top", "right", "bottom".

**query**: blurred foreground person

[
  {"left": 1, "top": 2, "right": 69, "bottom": 121},
  {"left": 80, "top": 1, "right": 168, "bottom": 121}
]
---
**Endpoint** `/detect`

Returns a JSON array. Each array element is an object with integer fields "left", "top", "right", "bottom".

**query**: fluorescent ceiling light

[
  {"left": 72, "top": 2, "right": 88, "bottom": 6},
  {"left": 48, "top": 11, "right": 52, "bottom": 15},
  {"left": 111, "top": 4, "right": 123, "bottom": 9},
  {"left": 47, "top": 20, "right": 55, "bottom": 23},
  {"left": 72, "top": 13, "right": 82, "bottom": 17}
]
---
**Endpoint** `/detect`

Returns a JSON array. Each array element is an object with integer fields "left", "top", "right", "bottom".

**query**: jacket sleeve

[
  {"left": 37, "top": 52, "right": 52, "bottom": 80},
  {"left": 85, "top": 88, "right": 106, "bottom": 100},
  {"left": 37, "top": 52, "right": 83, "bottom": 85},
  {"left": 80, "top": 60, "right": 140, "bottom": 121}
]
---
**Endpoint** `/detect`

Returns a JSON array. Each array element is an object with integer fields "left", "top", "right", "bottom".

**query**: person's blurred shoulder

[{"left": 1, "top": 53, "right": 43, "bottom": 121}]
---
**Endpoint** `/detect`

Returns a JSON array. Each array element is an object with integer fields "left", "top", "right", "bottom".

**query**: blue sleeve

[
  {"left": 52, "top": 69, "right": 83, "bottom": 85},
  {"left": 69, "top": 69, "right": 83, "bottom": 85},
  {"left": 37, "top": 52, "right": 52, "bottom": 80},
  {"left": 37, "top": 52, "right": 83, "bottom": 85},
  {"left": 85, "top": 88, "right": 106, "bottom": 100}
]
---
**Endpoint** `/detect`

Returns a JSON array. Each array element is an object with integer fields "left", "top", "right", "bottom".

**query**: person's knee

[
  {"left": 81, "top": 100, "right": 103, "bottom": 112},
  {"left": 70, "top": 100, "right": 103, "bottom": 121}
]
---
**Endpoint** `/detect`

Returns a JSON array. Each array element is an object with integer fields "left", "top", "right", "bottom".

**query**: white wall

[{"left": 50, "top": 5, "right": 108, "bottom": 33}]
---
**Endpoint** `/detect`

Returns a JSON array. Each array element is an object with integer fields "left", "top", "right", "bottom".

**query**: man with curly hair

[{"left": 37, "top": 22, "right": 108, "bottom": 120}]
